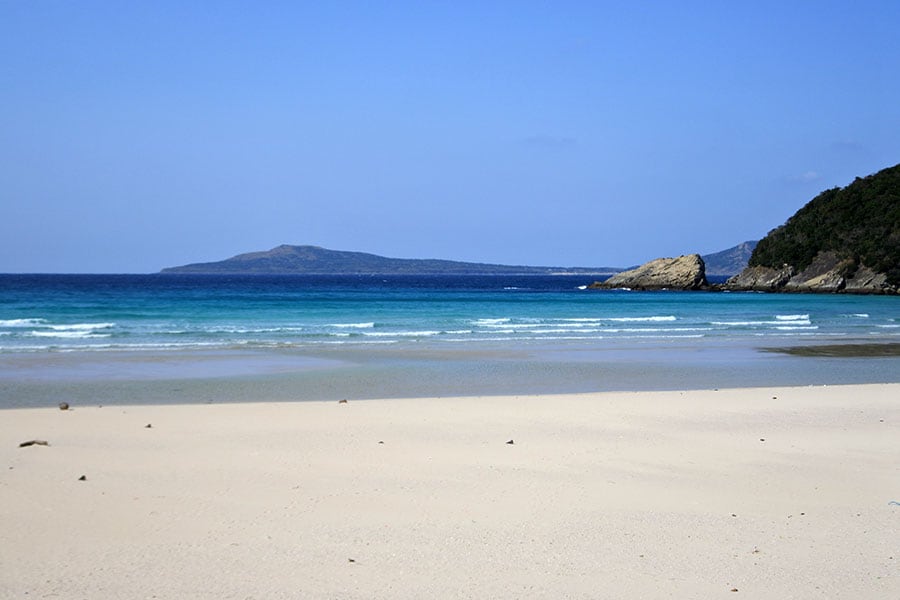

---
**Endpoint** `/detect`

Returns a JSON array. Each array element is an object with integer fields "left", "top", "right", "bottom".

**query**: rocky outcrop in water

[
  {"left": 726, "top": 250, "right": 897, "bottom": 294},
  {"left": 723, "top": 265, "right": 794, "bottom": 291},
  {"left": 843, "top": 266, "right": 893, "bottom": 294},
  {"left": 590, "top": 254, "right": 707, "bottom": 290}
]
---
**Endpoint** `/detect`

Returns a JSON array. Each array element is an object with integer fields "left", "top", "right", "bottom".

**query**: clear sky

[{"left": 2, "top": 1, "right": 899, "bottom": 273}]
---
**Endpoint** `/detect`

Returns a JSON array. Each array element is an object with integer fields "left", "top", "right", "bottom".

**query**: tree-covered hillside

[{"left": 749, "top": 164, "right": 900, "bottom": 285}]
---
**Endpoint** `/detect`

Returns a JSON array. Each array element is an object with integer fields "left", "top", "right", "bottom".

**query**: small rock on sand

[
  {"left": 19, "top": 440, "right": 50, "bottom": 448},
  {"left": 59, "top": 402, "right": 69, "bottom": 410}
]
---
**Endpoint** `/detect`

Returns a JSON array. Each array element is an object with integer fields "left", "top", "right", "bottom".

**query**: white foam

[
  {"left": 48, "top": 322, "right": 116, "bottom": 331},
  {"left": 208, "top": 326, "right": 308, "bottom": 334},
  {"left": 331, "top": 322, "right": 375, "bottom": 329},
  {"left": 775, "top": 314, "right": 809, "bottom": 321},
  {"left": 606, "top": 327, "right": 712, "bottom": 333},
  {"left": 618, "top": 334, "right": 705, "bottom": 339},
  {"left": 0, "top": 318, "right": 48, "bottom": 327},
  {"left": 2, "top": 341, "right": 227, "bottom": 353},
  {"left": 713, "top": 319, "right": 812, "bottom": 326},
  {"left": 478, "top": 316, "right": 679, "bottom": 327},
  {"left": 29, "top": 331, "right": 112, "bottom": 339},
  {"left": 522, "top": 328, "right": 604, "bottom": 334},
  {"left": 542, "top": 323, "right": 602, "bottom": 329},
  {"left": 478, "top": 322, "right": 544, "bottom": 329},
  {"left": 605, "top": 316, "right": 677, "bottom": 322},
  {"left": 362, "top": 330, "right": 442, "bottom": 337},
  {"left": 846, "top": 313, "right": 869, "bottom": 318},
  {"left": 473, "top": 318, "right": 511, "bottom": 325}
]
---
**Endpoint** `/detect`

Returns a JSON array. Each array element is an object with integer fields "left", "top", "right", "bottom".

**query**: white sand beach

[{"left": 2, "top": 384, "right": 898, "bottom": 599}]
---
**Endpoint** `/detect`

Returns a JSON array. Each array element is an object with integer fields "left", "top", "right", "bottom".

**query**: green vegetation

[{"left": 749, "top": 163, "right": 900, "bottom": 285}]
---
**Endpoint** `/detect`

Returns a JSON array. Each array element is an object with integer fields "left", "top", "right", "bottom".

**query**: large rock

[
  {"left": 590, "top": 255, "right": 707, "bottom": 290},
  {"left": 724, "top": 265, "right": 794, "bottom": 291},
  {"left": 844, "top": 266, "right": 894, "bottom": 294},
  {"left": 782, "top": 251, "right": 853, "bottom": 292}
]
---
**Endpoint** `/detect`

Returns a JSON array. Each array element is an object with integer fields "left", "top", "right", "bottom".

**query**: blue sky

[{"left": 2, "top": 1, "right": 899, "bottom": 272}]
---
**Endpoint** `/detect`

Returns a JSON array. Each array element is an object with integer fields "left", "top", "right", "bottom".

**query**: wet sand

[
  {"left": 2, "top": 384, "right": 898, "bottom": 598},
  {"left": 763, "top": 342, "right": 900, "bottom": 357}
]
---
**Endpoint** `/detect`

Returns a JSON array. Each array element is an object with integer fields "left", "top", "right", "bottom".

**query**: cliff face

[{"left": 590, "top": 254, "right": 707, "bottom": 290}]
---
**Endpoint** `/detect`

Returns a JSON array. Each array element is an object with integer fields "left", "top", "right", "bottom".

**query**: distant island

[
  {"left": 161, "top": 245, "right": 622, "bottom": 276},
  {"left": 161, "top": 242, "right": 757, "bottom": 277}
]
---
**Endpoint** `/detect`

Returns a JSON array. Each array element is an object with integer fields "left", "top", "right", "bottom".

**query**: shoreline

[
  {"left": 2, "top": 383, "right": 898, "bottom": 598},
  {"left": 3, "top": 339, "right": 900, "bottom": 409},
  {"left": 0, "top": 347, "right": 900, "bottom": 414}
]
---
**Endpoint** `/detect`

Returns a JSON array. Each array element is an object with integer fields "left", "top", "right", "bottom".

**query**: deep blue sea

[{"left": 1, "top": 274, "right": 898, "bottom": 406}]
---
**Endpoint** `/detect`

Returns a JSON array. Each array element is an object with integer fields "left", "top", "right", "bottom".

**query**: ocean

[{"left": 1, "top": 274, "right": 899, "bottom": 407}]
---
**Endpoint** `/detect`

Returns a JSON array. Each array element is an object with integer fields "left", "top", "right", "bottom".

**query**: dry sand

[{"left": 2, "top": 384, "right": 898, "bottom": 599}]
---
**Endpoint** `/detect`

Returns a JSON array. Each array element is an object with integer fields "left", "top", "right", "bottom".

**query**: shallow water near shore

[
  {"left": 2, "top": 338, "right": 899, "bottom": 408},
  {"left": 1, "top": 274, "right": 899, "bottom": 407}
]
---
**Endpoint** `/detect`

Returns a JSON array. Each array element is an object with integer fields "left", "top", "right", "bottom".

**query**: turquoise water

[
  {"left": 2, "top": 274, "right": 898, "bottom": 352},
  {"left": 1, "top": 274, "right": 898, "bottom": 406}
]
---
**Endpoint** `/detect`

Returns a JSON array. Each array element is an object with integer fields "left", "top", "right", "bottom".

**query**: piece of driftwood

[{"left": 19, "top": 440, "right": 50, "bottom": 448}]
